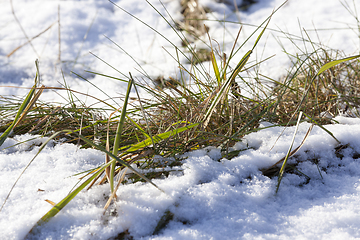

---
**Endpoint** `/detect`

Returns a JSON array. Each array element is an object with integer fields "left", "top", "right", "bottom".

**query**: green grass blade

[
  {"left": 317, "top": 54, "right": 360, "bottom": 75},
  {"left": 20, "top": 123, "right": 169, "bottom": 237},
  {"left": 126, "top": 115, "right": 150, "bottom": 139},
  {"left": 0, "top": 60, "right": 41, "bottom": 146},
  {"left": 112, "top": 77, "right": 133, "bottom": 155},
  {"left": 252, "top": 15, "right": 272, "bottom": 50},
  {"left": 228, "top": 50, "right": 252, "bottom": 82},
  {"left": 111, "top": 76, "right": 133, "bottom": 192},
  {"left": 210, "top": 52, "right": 221, "bottom": 85},
  {"left": 26, "top": 161, "right": 112, "bottom": 237},
  {"left": 45, "top": 165, "right": 109, "bottom": 221},
  {"left": 123, "top": 122, "right": 200, "bottom": 153}
]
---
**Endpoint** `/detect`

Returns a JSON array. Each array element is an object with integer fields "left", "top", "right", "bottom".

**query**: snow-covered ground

[{"left": 1, "top": 0, "right": 360, "bottom": 239}]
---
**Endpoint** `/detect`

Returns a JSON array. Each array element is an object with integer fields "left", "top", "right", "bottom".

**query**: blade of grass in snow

[
  {"left": 26, "top": 161, "right": 113, "bottom": 239},
  {"left": 2, "top": 124, "right": 166, "bottom": 229},
  {"left": 110, "top": 76, "right": 133, "bottom": 193},
  {"left": 276, "top": 111, "right": 303, "bottom": 194},
  {"left": 207, "top": 30, "right": 221, "bottom": 85},
  {"left": 13, "top": 85, "right": 44, "bottom": 129},
  {"left": 263, "top": 124, "right": 314, "bottom": 176},
  {"left": 18, "top": 128, "right": 167, "bottom": 237},
  {"left": 210, "top": 51, "right": 221, "bottom": 85}
]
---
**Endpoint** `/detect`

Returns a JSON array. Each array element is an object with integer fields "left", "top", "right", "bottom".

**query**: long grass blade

[
  {"left": 317, "top": 54, "right": 360, "bottom": 75},
  {"left": 211, "top": 52, "right": 221, "bottom": 85},
  {"left": 110, "top": 76, "right": 133, "bottom": 193},
  {"left": 228, "top": 50, "right": 252, "bottom": 82},
  {"left": 276, "top": 111, "right": 303, "bottom": 194},
  {"left": 13, "top": 85, "right": 45, "bottom": 129},
  {"left": 252, "top": 14, "right": 272, "bottom": 50},
  {"left": 264, "top": 124, "right": 313, "bottom": 172}
]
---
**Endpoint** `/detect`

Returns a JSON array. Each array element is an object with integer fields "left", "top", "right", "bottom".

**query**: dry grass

[
  {"left": 273, "top": 49, "right": 360, "bottom": 125},
  {"left": 178, "top": 0, "right": 208, "bottom": 44},
  {"left": 2, "top": 49, "right": 360, "bottom": 168}
]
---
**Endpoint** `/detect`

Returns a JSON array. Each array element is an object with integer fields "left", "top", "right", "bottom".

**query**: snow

[{"left": 1, "top": 0, "right": 360, "bottom": 239}]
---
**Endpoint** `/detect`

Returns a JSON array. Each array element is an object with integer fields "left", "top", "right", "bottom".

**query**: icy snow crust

[
  {"left": 1, "top": 0, "right": 360, "bottom": 239},
  {"left": 2, "top": 118, "right": 360, "bottom": 239}
]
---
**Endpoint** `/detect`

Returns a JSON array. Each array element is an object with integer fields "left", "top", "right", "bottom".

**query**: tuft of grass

[{"left": 1, "top": 0, "right": 360, "bottom": 238}]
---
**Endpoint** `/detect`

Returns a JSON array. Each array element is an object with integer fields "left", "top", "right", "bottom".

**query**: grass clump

[{"left": 1, "top": 0, "right": 360, "bottom": 238}]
